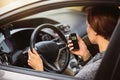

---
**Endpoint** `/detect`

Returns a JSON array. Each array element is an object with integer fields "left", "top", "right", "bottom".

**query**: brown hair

[{"left": 86, "top": 6, "right": 120, "bottom": 40}]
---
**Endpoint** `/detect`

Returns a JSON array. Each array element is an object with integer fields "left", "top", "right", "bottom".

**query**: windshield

[{"left": 0, "top": 0, "right": 40, "bottom": 15}]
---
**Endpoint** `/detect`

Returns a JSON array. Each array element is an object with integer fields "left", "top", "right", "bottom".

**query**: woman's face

[{"left": 87, "top": 21, "right": 97, "bottom": 44}]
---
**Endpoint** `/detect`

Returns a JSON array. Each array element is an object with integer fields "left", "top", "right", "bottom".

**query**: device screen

[
  {"left": 70, "top": 33, "right": 79, "bottom": 50},
  {"left": 71, "top": 36, "right": 77, "bottom": 40}
]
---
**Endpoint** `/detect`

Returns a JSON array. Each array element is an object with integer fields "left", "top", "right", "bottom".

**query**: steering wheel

[{"left": 30, "top": 23, "right": 70, "bottom": 73}]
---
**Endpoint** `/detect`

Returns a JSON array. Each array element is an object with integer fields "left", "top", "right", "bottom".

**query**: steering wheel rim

[{"left": 30, "top": 23, "right": 70, "bottom": 73}]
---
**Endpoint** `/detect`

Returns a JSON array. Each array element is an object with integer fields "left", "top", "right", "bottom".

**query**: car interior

[{"left": 0, "top": 6, "right": 100, "bottom": 76}]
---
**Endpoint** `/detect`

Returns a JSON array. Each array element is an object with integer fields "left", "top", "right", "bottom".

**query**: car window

[
  {"left": 1, "top": 1, "right": 119, "bottom": 80},
  {"left": 0, "top": 4, "right": 87, "bottom": 78}
]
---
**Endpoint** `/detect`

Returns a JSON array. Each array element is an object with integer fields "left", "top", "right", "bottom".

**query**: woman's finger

[
  {"left": 33, "top": 48, "right": 37, "bottom": 54},
  {"left": 69, "top": 47, "right": 74, "bottom": 51},
  {"left": 28, "top": 49, "right": 33, "bottom": 56},
  {"left": 68, "top": 40, "right": 72, "bottom": 44},
  {"left": 68, "top": 43, "right": 73, "bottom": 48}
]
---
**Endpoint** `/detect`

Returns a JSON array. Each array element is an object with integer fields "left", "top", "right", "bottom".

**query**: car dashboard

[{"left": 0, "top": 9, "right": 87, "bottom": 76}]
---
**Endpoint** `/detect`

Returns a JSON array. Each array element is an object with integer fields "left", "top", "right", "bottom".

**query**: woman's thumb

[{"left": 33, "top": 48, "right": 38, "bottom": 55}]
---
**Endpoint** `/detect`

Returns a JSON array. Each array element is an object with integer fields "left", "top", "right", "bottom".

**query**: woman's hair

[{"left": 86, "top": 6, "right": 120, "bottom": 40}]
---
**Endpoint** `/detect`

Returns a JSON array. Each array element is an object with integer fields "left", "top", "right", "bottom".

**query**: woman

[{"left": 28, "top": 6, "right": 120, "bottom": 80}]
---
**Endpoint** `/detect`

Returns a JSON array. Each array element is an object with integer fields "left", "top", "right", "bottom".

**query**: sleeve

[
  {"left": 75, "top": 59, "right": 102, "bottom": 80},
  {"left": 78, "top": 55, "right": 93, "bottom": 66}
]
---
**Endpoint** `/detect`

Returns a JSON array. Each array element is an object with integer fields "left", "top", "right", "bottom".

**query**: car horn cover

[{"left": 35, "top": 41, "right": 59, "bottom": 64}]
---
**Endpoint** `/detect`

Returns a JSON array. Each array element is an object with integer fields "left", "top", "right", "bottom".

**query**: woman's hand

[
  {"left": 68, "top": 35, "right": 91, "bottom": 61},
  {"left": 28, "top": 49, "right": 43, "bottom": 71}
]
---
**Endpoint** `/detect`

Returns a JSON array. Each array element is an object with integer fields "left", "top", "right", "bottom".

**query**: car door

[
  {"left": 0, "top": 65, "right": 77, "bottom": 80},
  {"left": 0, "top": 0, "right": 120, "bottom": 80}
]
